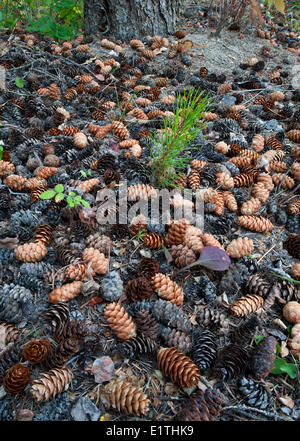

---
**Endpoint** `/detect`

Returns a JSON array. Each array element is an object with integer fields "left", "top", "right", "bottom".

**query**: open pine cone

[
  {"left": 14, "top": 242, "right": 48, "bottom": 263},
  {"left": 104, "top": 302, "right": 137, "bottom": 341},
  {"left": 152, "top": 273, "right": 184, "bottom": 306},
  {"left": 30, "top": 367, "right": 73, "bottom": 402},
  {"left": 22, "top": 338, "right": 51, "bottom": 364},
  {"left": 3, "top": 363, "right": 30, "bottom": 394}
]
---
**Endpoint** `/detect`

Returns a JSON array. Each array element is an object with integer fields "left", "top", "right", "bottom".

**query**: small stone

[
  {"left": 91, "top": 356, "right": 115, "bottom": 383},
  {"left": 139, "top": 249, "right": 152, "bottom": 258},
  {"left": 71, "top": 395, "right": 101, "bottom": 421}
]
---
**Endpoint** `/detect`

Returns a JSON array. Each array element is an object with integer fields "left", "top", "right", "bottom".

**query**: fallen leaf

[
  {"left": 0, "top": 237, "right": 19, "bottom": 249},
  {"left": 280, "top": 341, "right": 289, "bottom": 358},
  {"left": 91, "top": 356, "right": 115, "bottom": 383},
  {"left": 164, "top": 382, "right": 179, "bottom": 396},
  {"left": 278, "top": 395, "right": 294, "bottom": 409},
  {"left": 16, "top": 409, "right": 34, "bottom": 421}
]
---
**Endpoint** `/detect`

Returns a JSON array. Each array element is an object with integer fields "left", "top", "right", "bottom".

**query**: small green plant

[
  {"left": 0, "top": 141, "right": 3, "bottom": 161},
  {"left": 80, "top": 169, "right": 92, "bottom": 179},
  {"left": 39, "top": 184, "right": 90, "bottom": 209},
  {"left": 148, "top": 87, "right": 211, "bottom": 188},
  {"left": 131, "top": 228, "right": 147, "bottom": 243}
]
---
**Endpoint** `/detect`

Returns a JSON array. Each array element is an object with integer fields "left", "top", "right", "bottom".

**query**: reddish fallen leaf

[
  {"left": 16, "top": 409, "right": 34, "bottom": 421},
  {"left": 94, "top": 74, "right": 105, "bottom": 81},
  {"left": 88, "top": 296, "right": 103, "bottom": 307},
  {"left": 91, "top": 356, "right": 115, "bottom": 383}
]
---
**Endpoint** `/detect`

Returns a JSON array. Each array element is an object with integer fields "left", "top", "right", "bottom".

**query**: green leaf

[
  {"left": 254, "top": 334, "right": 265, "bottom": 345},
  {"left": 271, "top": 356, "right": 297, "bottom": 379},
  {"left": 68, "top": 192, "right": 76, "bottom": 197},
  {"left": 81, "top": 200, "right": 90, "bottom": 207},
  {"left": 39, "top": 190, "right": 56, "bottom": 200},
  {"left": 15, "top": 77, "right": 24, "bottom": 88},
  {"left": 273, "top": 0, "right": 285, "bottom": 13},
  {"left": 154, "top": 370, "right": 163, "bottom": 378},
  {"left": 55, "top": 193, "right": 65, "bottom": 203},
  {"left": 80, "top": 170, "right": 87, "bottom": 178},
  {"left": 54, "top": 184, "right": 64, "bottom": 193}
]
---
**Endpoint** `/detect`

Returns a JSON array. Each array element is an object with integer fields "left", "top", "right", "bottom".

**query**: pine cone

[
  {"left": 226, "top": 237, "right": 254, "bottom": 258},
  {"left": 272, "top": 173, "right": 295, "bottom": 189},
  {"left": 215, "top": 172, "right": 234, "bottom": 190},
  {"left": 238, "top": 215, "right": 274, "bottom": 232},
  {"left": 283, "top": 301, "right": 300, "bottom": 324},
  {"left": 239, "top": 377, "right": 269, "bottom": 409},
  {"left": 129, "top": 214, "right": 147, "bottom": 237},
  {"left": 287, "top": 129, "right": 300, "bottom": 143},
  {"left": 201, "top": 233, "right": 224, "bottom": 250},
  {"left": 213, "top": 344, "right": 249, "bottom": 380},
  {"left": 143, "top": 233, "right": 165, "bottom": 250},
  {"left": 252, "top": 134, "right": 264, "bottom": 152},
  {"left": 134, "top": 309, "right": 159, "bottom": 340},
  {"left": 233, "top": 173, "right": 255, "bottom": 187},
  {"left": 283, "top": 235, "right": 300, "bottom": 259},
  {"left": 165, "top": 219, "right": 189, "bottom": 246},
  {"left": 111, "top": 121, "right": 129, "bottom": 139},
  {"left": 45, "top": 338, "right": 79, "bottom": 369},
  {"left": 85, "top": 233, "right": 112, "bottom": 255},
  {"left": 103, "top": 169, "right": 120, "bottom": 185},
  {"left": 183, "top": 227, "right": 204, "bottom": 254},
  {"left": 22, "top": 338, "right": 51, "bottom": 364},
  {"left": 30, "top": 367, "right": 73, "bottom": 402},
  {"left": 76, "top": 178, "right": 100, "bottom": 192},
  {"left": 152, "top": 273, "right": 184, "bottom": 306},
  {"left": 82, "top": 247, "right": 109, "bottom": 274},
  {"left": 127, "top": 184, "right": 157, "bottom": 201},
  {"left": 269, "top": 160, "right": 287, "bottom": 173},
  {"left": 118, "top": 335, "right": 158, "bottom": 358},
  {"left": 35, "top": 166, "right": 58, "bottom": 179},
  {"left": 231, "top": 315, "right": 260, "bottom": 344},
  {"left": 288, "top": 324, "right": 300, "bottom": 358},
  {"left": 192, "top": 329, "right": 217, "bottom": 370},
  {"left": 14, "top": 242, "right": 48, "bottom": 263},
  {"left": 188, "top": 169, "right": 201, "bottom": 190},
  {"left": 0, "top": 345, "right": 23, "bottom": 381},
  {"left": 241, "top": 197, "right": 261, "bottom": 215},
  {"left": 104, "top": 302, "right": 136, "bottom": 341},
  {"left": 137, "top": 258, "right": 159, "bottom": 278},
  {"left": 126, "top": 277, "right": 155, "bottom": 302},
  {"left": 245, "top": 274, "right": 271, "bottom": 297},
  {"left": 178, "top": 388, "right": 225, "bottom": 421},
  {"left": 33, "top": 224, "right": 53, "bottom": 246},
  {"left": 160, "top": 327, "right": 192, "bottom": 354},
  {"left": 157, "top": 345, "right": 201, "bottom": 390},
  {"left": 288, "top": 198, "right": 300, "bottom": 215},
  {"left": 292, "top": 263, "right": 300, "bottom": 280},
  {"left": 251, "top": 183, "right": 270, "bottom": 203},
  {"left": 190, "top": 159, "right": 208, "bottom": 171},
  {"left": 170, "top": 244, "right": 197, "bottom": 268},
  {"left": 291, "top": 163, "right": 300, "bottom": 181},
  {"left": 102, "top": 378, "right": 150, "bottom": 416},
  {"left": 224, "top": 191, "right": 238, "bottom": 212},
  {"left": 212, "top": 190, "right": 225, "bottom": 216},
  {"left": 152, "top": 300, "right": 191, "bottom": 332},
  {"left": 48, "top": 281, "right": 82, "bottom": 303},
  {"left": 197, "top": 308, "right": 230, "bottom": 334},
  {"left": 3, "top": 363, "right": 30, "bottom": 394},
  {"left": 64, "top": 263, "right": 88, "bottom": 281},
  {"left": 231, "top": 294, "right": 264, "bottom": 317},
  {"left": 53, "top": 319, "right": 86, "bottom": 342},
  {"left": 55, "top": 246, "right": 81, "bottom": 266},
  {"left": 251, "top": 336, "right": 277, "bottom": 379},
  {"left": 256, "top": 174, "right": 273, "bottom": 190},
  {"left": 42, "top": 303, "right": 69, "bottom": 335},
  {"left": 0, "top": 322, "right": 19, "bottom": 345}
]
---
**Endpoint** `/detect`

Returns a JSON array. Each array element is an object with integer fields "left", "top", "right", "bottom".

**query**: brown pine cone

[
  {"left": 291, "top": 163, "right": 300, "bottom": 181},
  {"left": 48, "top": 281, "right": 82, "bottom": 304},
  {"left": 190, "top": 159, "right": 208, "bottom": 171},
  {"left": 223, "top": 191, "right": 238, "bottom": 212},
  {"left": 238, "top": 215, "right": 274, "bottom": 232},
  {"left": 82, "top": 247, "right": 109, "bottom": 274},
  {"left": 233, "top": 173, "right": 255, "bottom": 187},
  {"left": 0, "top": 160, "right": 15, "bottom": 177},
  {"left": 30, "top": 186, "right": 48, "bottom": 202},
  {"left": 104, "top": 302, "right": 136, "bottom": 341},
  {"left": 245, "top": 274, "right": 271, "bottom": 297},
  {"left": 212, "top": 190, "right": 225, "bottom": 216},
  {"left": 85, "top": 233, "right": 112, "bottom": 255},
  {"left": 165, "top": 219, "right": 189, "bottom": 246},
  {"left": 143, "top": 233, "right": 165, "bottom": 250},
  {"left": 251, "top": 336, "right": 277, "bottom": 379},
  {"left": 33, "top": 224, "right": 53, "bottom": 246},
  {"left": 111, "top": 120, "right": 129, "bottom": 139},
  {"left": 30, "top": 367, "right": 73, "bottom": 402},
  {"left": 215, "top": 172, "right": 234, "bottom": 190},
  {"left": 76, "top": 178, "right": 100, "bottom": 192},
  {"left": 239, "top": 150, "right": 259, "bottom": 164},
  {"left": 152, "top": 273, "right": 184, "bottom": 306},
  {"left": 269, "top": 160, "right": 287, "bottom": 173},
  {"left": 35, "top": 167, "right": 58, "bottom": 179},
  {"left": 14, "top": 242, "right": 48, "bottom": 263},
  {"left": 201, "top": 233, "right": 224, "bottom": 250},
  {"left": 287, "top": 129, "right": 300, "bottom": 143},
  {"left": 251, "top": 183, "right": 270, "bottom": 203},
  {"left": 228, "top": 144, "right": 242, "bottom": 157},
  {"left": 133, "top": 108, "right": 148, "bottom": 120},
  {"left": 64, "top": 88, "right": 78, "bottom": 100},
  {"left": 173, "top": 173, "right": 188, "bottom": 188},
  {"left": 256, "top": 173, "right": 274, "bottom": 191},
  {"left": 74, "top": 132, "right": 88, "bottom": 149},
  {"left": 226, "top": 237, "right": 254, "bottom": 258},
  {"left": 229, "top": 156, "right": 252, "bottom": 168},
  {"left": 134, "top": 310, "right": 159, "bottom": 340},
  {"left": 4, "top": 175, "right": 27, "bottom": 191},
  {"left": 292, "top": 263, "right": 300, "bottom": 280},
  {"left": 217, "top": 83, "right": 232, "bottom": 94},
  {"left": 170, "top": 244, "right": 197, "bottom": 268},
  {"left": 241, "top": 197, "right": 261, "bottom": 215},
  {"left": 199, "top": 66, "right": 208, "bottom": 78},
  {"left": 93, "top": 124, "right": 112, "bottom": 139},
  {"left": 3, "top": 363, "right": 30, "bottom": 394},
  {"left": 45, "top": 338, "right": 79, "bottom": 369},
  {"left": 178, "top": 388, "right": 225, "bottom": 421},
  {"left": 63, "top": 126, "right": 80, "bottom": 136},
  {"left": 272, "top": 173, "right": 295, "bottom": 189},
  {"left": 184, "top": 228, "right": 204, "bottom": 254},
  {"left": 0, "top": 322, "right": 19, "bottom": 345},
  {"left": 231, "top": 294, "right": 264, "bottom": 317},
  {"left": 42, "top": 303, "right": 69, "bottom": 335},
  {"left": 127, "top": 184, "right": 157, "bottom": 201},
  {"left": 252, "top": 134, "right": 264, "bottom": 152},
  {"left": 126, "top": 277, "right": 155, "bottom": 302},
  {"left": 24, "top": 177, "right": 48, "bottom": 192},
  {"left": 64, "top": 263, "right": 89, "bottom": 281},
  {"left": 103, "top": 169, "right": 120, "bottom": 185},
  {"left": 188, "top": 169, "right": 201, "bottom": 190},
  {"left": 48, "top": 83, "right": 60, "bottom": 101},
  {"left": 157, "top": 347, "right": 200, "bottom": 387},
  {"left": 53, "top": 319, "right": 86, "bottom": 342},
  {"left": 101, "top": 378, "right": 150, "bottom": 416},
  {"left": 283, "top": 235, "right": 300, "bottom": 259},
  {"left": 287, "top": 198, "right": 300, "bottom": 215},
  {"left": 55, "top": 245, "right": 81, "bottom": 266},
  {"left": 137, "top": 258, "right": 159, "bottom": 278},
  {"left": 22, "top": 338, "right": 51, "bottom": 364}
]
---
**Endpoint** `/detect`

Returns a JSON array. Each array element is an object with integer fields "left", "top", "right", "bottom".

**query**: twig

[{"left": 222, "top": 404, "right": 294, "bottom": 421}]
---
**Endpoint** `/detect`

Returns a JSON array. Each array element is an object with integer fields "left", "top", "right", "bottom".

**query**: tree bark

[{"left": 84, "top": 0, "right": 178, "bottom": 41}]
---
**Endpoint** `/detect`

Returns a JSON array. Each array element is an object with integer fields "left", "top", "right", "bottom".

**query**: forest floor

[{"left": 0, "top": 4, "right": 300, "bottom": 422}]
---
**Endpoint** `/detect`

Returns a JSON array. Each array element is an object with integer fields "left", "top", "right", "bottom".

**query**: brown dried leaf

[
  {"left": 279, "top": 395, "right": 294, "bottom": 409},
  {"left": 280, "top": 341, "right": 289, "bottom": 358},
  {"left": 91, "top": 356, "right": 115, "bottom": 383},
  {"left": 0, "top": 237, "right": 19, "bottom": 249},
  {"left": 16, "top": 409, "right": 34, "bottom": 421},
  {"left": 164, "top": 382, "right": 179, "bottom": 397},
  {"left": 178, "top": 40, "right": 193, "bottom": 54}
]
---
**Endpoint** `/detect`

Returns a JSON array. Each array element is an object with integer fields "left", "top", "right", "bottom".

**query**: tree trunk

[{"left": 84, "top": 0, "right": 178, "bottom": 41}]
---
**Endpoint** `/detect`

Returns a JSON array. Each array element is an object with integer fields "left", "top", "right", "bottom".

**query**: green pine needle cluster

[{"left": 148, "top": 87, "right": 211, "bottom": 189}]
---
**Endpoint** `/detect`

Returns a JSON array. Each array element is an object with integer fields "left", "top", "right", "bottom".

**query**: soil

[{"left": 0, "top": 3, "right": 299, "bottom": 423}]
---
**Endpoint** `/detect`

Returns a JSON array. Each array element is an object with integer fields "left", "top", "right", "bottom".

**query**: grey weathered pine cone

[{"left": 101, "top": 271, "right": 123, "bottom": 301}]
